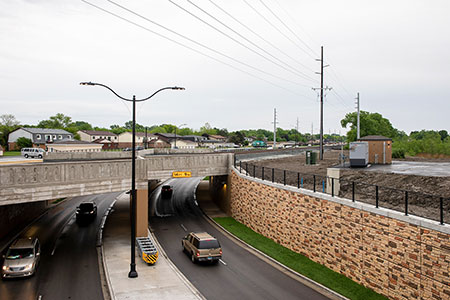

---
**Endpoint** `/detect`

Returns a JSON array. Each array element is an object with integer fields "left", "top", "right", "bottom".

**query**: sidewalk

[{"left": 102, "top": 193, "right": 203, "bottom": 300}]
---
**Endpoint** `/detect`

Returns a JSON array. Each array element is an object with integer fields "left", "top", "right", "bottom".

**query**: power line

[
  {"left": 269, "top": 0, "right": 356, "bottom": 102},
  {"left": 258, "top": 0, "right": 317, "bottom": 58},
  {"left": 243, "top": 0, "right": 316, "bottom": 60},
  {"left": 207, "top": 0, "right": 316, "bottom": 74},
  {"left": 186, "top": 0, "right": 317, "bottom": 83},
  {"left": 82, "top": 0, "right": 315, "bottom": 100},
  {"left": 168, "top": 0, "right": 316, "bottom": 84}
]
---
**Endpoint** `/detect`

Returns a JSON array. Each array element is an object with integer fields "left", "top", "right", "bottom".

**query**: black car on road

[{"left": 76, "top": 201, "right": 97, "bottom": 223}]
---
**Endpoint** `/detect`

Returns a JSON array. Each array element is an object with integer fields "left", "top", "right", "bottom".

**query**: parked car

[
  {"left": 182, "top": 232, "right": 222, "bottom": 264},
  {"left": 122, "top": 147, "right": 132, "bottom": 151},
  {"left": 21, "top": 148, "right": 45, "bottom": 159},
  {"left": 76, "top": 201, "right": 97, "bottom": 223},
  {"left": 2, "top": 237, "right": 41, "bottom": 279},
  {"left": 161, "top": 185, "right": 173, "bottom": 199}
]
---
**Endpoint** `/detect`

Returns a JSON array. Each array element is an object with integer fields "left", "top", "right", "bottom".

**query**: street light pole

[{"left": 80, "top": 82, "right": 184, "bottom": 278}]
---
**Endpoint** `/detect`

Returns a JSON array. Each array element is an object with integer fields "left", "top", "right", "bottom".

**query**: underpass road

[
  {"left": 151, "top": 178, "right": 330, "bottom": 300},
  {"left": 0, "top": 192, "right": 120, "bottom": 300}
]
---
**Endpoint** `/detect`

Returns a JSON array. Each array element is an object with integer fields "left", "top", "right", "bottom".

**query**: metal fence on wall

[{"left": 235, "top": 159, "right": 449, "bottom": 225}]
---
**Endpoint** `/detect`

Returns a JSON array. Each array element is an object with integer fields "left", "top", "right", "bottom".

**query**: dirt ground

[{"left": 246, "top": 150, "right": 450, "bottom": 223}]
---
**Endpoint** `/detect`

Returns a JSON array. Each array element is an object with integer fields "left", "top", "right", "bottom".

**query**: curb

[
  {"left": 200, "top": 212, "right": 350, "bottom": 300},
  {"left": 97, "top": 196, "right": 119, "bottom": 300}
]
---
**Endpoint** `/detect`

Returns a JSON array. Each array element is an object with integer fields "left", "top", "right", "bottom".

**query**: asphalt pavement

[
  {"left": 150, "top": 178, "right": 333, "bottom": 300},
  {"left": 0, "top": 192, "right": 119, "bottom": 300}
]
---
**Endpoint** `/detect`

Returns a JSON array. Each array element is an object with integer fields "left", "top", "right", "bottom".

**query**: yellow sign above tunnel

[{"left": 172, "top": 171, "right": 192, "bottom": 178}]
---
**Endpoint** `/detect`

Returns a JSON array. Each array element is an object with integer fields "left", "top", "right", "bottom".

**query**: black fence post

[
  {"left": 440, "top": 197, "right": 444, "bottom": 225},
  {"left": 375, "top": 185, "right": 379, "bottom": 208},
  {"left": 253, "top": 165, "right": 256, "bottom": 178},
  {"left": 246, "top": 162, "right": 248, "bottom": 174},
  {"left": 234, "top": 155, "right": 236, "bottom": 168},
  {"left": 331, "top": 178, "right": 334, "bottom": 197},
  {"left": 313, "top": 175, "right": 316, "bottom": 192},
  {"left": 262, "top": 167, "right": 264, "bottom": 181},
  {"left": 405, "top": 191, "right": 408, "bottom": 216},
  {"left": 283, "top": 170, "right": 286, "bottom": 185},
  {"left": 352, "top": 182, "right": 355, "bottom": 202},
  {"left": 239, "top": 161, "right": 242, "bottom": 173},
  {"left": 297, "top": 173, "right": 300, "bottom": 189},
  {"left": 272, "top": 168, "right": 274, "bottom": 183}
]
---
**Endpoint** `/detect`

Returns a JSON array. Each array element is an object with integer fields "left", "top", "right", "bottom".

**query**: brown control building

[{"left": 358, "top": 135, "right": 392, "bottom": 164}]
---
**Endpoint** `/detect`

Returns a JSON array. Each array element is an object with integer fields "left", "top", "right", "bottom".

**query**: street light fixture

[
  {"left": 174, "top": 123, "right": 186, "bottom": 149},
  {"left": 80, "top": 81, "right": 184, "bottom": 278}
]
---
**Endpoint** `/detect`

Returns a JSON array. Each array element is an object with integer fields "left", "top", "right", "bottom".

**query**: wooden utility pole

[{"left": 313, "top": 46, "right": 331, "bottom": 160}]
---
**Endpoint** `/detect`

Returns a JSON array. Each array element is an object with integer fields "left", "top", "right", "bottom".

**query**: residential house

[
  {"left": 118, "top": 131, "right": 157, "bottom": 149},
  {"left": 154, "top": 133, "right": 198, "bottom": 149},
  {"left": 8, "top": 128, "right": 73, "bottom": 150},
  {"left": 46, "top": 140, "right": 103, "bottom": 152},
  {"left": 78, "top": 130, "right": 119, "bottom": 150}
]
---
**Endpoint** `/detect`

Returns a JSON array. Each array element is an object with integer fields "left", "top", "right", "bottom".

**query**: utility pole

[
  {"left": 313, "top": 46, "right": 332, "bottom": 160},
  {"left": 272, "top": 108, "right": 278, "bottom": 149},
  {"left": 295, "top": 117, "right": 300, "bottom": 145},
  {"left": 355, "top": 92, "right": 360, "bottom": 140}
]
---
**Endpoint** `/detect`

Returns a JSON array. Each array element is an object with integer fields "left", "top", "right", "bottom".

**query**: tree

[
  {"left": 228, "top": 131, "right": 245, "bottom": 145},
  {"left": 73, "top": 121, "right": 93, "bottom": 131},
  {"left": 438, "top": 130, "right": 448, "bottom": 141},
  {"left": 16, "top": 137, "right": 32, "bottom": 149},
  {"left": 341, "top": 111, "right": 398, "bottom": 142},
  {"left": 0, "top": 114, "right": 21, "bottom": 149},
  {"left": 37, "top": 113, "right": 73, "bottom": 129}
]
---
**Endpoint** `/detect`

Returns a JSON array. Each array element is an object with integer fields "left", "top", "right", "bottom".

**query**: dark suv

[
  {"left": 76, "top": 201, "right": 97, "bottom": 223},
  {"left": 161, "top": 185, "right": 173, "bottom": 199}
]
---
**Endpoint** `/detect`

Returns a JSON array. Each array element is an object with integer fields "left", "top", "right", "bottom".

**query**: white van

[{"left": 21, "top": 148, "right": 45, "bottom": 159}]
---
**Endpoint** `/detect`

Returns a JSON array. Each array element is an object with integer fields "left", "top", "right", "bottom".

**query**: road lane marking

[
  {"left": 180, "top": 224, "right": 187, "bottom": 232},
  {"left": 219, "top": 259, "right": 227, "bottom": 266}
]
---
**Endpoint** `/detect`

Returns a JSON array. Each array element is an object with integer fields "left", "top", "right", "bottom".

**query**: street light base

[{"left": 128, "top": 264, "right": 138, "bottom": 278}]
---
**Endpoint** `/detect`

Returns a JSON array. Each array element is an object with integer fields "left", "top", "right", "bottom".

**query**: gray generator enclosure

[{"left": 349, "top": 142, "right": 369, "bottom": 167}]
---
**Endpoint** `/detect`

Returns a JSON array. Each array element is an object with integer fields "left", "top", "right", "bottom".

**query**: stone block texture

[{"left": 229, "top": 170, "right": 450, "bottom": 300}]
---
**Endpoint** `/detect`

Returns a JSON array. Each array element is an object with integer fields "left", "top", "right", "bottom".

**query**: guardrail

[{"left": 235, "top": 159, "right": 449, "bottom": 225}]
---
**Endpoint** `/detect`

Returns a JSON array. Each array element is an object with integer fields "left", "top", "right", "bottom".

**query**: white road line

[
  {"left": 219, "top": 259, "right": 227, "bottom": 266},
  {"left": 180, "top": 224, "right": 187, "bottom": 232}
]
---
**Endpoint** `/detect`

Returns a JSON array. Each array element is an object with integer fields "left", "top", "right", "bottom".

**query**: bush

[
  {"left": 16, "top": 137, "right": 32, "bottom": 149},
  {"left": 392, "top": 148, "right": 405, "bottom": 158}
]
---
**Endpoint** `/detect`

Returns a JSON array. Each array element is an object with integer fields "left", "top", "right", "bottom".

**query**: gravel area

[{"left": 240, "top": 150, "right": 450, "bottom": 223}]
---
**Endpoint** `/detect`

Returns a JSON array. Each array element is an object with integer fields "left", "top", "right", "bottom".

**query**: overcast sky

[{"left": 1, "top": 0, "right": 449, "bottom": 135}]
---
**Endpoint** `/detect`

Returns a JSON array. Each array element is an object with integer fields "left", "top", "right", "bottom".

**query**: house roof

[
  {"left": 93, "top": 138, "right": 112, "bottom": 144},
  {"left": 154, "top": 133, "right": 176, "bottom": 138},
  {"left": 21, "top": 128, "right": 72, "bottom": 135},
  {"left": 79, "top": 130, "right": 117, "bottom": 136},
  {"left": 358, "top": 135, "right": 392, "bottom": 141},
  {"left": 207, "top": 134, "right": 226, "bottom": 140},
  {"left": 49, "top": 139, "right": 98, "bottom": 145}
]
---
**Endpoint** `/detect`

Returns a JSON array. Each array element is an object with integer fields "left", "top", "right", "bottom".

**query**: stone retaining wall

[{"left": 229, "top": 168, "right": 450, "bottom": 300}]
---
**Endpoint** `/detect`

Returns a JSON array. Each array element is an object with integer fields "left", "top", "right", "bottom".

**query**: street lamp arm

[
  {"left": 80, "top": 82, "right": 130, "bottom": 101},
  {"left": 135, "top": 86, "right": 185, "bottom": 102}
]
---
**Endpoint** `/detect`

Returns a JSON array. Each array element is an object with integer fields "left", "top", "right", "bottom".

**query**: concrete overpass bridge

[{"left": 0, "top": 153, "right": 232, "bottom": 206}]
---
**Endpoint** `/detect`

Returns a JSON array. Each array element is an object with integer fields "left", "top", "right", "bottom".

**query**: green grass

[
  {"left": 203, "top": 176, "right": 210, "bottom": 181},
  {"left": 214, "top": 217, "right": 387, "bottom": 300},
  {"left": 3, "top": 151, "right": 20, "bottom": 156}
]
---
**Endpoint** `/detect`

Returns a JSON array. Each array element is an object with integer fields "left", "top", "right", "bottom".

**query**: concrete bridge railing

[{"left": 0, "top": 153, "right": 232, "bottom": 205}]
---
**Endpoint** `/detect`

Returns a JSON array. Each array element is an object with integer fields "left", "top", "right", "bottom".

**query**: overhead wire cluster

[{"left": 81, "top": 0, "right": 356, "bottom": 116}]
